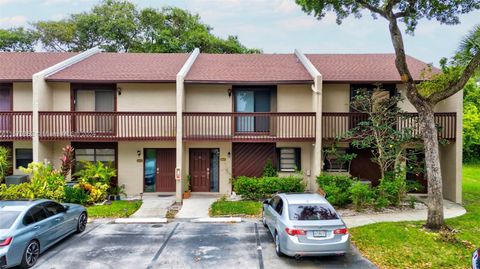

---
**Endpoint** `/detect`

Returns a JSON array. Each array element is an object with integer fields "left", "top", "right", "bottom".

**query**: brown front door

[
  {"left": 156, "top": 149, "right": 176, "bottom": 192},
  {"left": 190, "top": 149, "right": 210, "bottom": 192}
]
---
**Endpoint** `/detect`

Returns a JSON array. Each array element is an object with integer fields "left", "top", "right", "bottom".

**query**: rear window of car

[
  {"left": 288, "top": 204, "right": 339, "bottom": 221},
  {"left": 0, "top": 211, "right": 20, "bottom": 229}
]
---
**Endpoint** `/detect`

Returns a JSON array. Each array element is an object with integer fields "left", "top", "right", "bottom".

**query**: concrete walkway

[
  {"left": 130, "top": 194, "right": 176, "bottom": 218},
  {"left": 342, "top": 199, "right": 466, "bottom": 228},
  {"left": 176, "top": 193, "right": 221, "bottom": 218}
]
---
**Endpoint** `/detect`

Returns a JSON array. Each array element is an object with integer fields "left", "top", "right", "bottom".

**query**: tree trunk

[{"left": 418, "top": 106, "right": 444, "bottom": 230}]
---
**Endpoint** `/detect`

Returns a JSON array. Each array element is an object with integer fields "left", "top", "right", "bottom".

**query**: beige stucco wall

[
  {"left": 185, "top": 84, "right": 232, "bottom": 112},
  {"left": 440, "top": 142, "right": 461, "bottom": 202},
  {"left": 118, "top": 141, "right": 176, "bottom": 196},
  {"left": 183, "top": 141, "right": 232, "bottom": 194},
  {"left": 117, "top": 83, "right": 176, "bottom": 112},
  {"left": 322, "top": 84, "right": 350, "bottom": 112},
  {"left": 12, "top": 83, "right": 33, "bottom": 111},
  {"left": 51, "top": 83, "right": 70, "bottom": 111},
  {"left": 277, "top": 84, "right": 312, "bottom": 112}
]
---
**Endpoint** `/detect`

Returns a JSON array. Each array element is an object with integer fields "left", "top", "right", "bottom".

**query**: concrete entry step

[{"left": 176, "top": 193, "right": 221, "bottom": 219}]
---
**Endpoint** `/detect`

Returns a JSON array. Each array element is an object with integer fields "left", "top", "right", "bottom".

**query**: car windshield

[
  {"left": 0, "top": 211, "right": 20, "bottom": 229},
  {"left": 288, "top": 204, "right": 339, "bottom": 221}
]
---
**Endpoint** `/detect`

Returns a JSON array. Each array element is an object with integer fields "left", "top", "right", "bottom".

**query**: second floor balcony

[{"left": 30, "top": 111, "right": 457, "bottom": 142}]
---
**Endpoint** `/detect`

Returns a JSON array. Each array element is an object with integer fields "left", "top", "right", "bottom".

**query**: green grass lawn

[
  {"left": 350, "top": 164, "right": 480, "bottom": 269},
  {"left": 210, "top": 200, "right": 262, "bottom": 217},
  {"left": 87, "top": 200, "right": 142, "bottom": 218}
]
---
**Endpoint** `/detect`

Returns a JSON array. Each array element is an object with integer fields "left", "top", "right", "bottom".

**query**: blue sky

[{"left": 1, "top": 0, "right": 478, "bottom": 65}]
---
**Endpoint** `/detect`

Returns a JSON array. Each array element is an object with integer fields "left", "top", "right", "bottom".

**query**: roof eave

[{"left": 184, "top": 80, "right": 313, "bottom": 85}]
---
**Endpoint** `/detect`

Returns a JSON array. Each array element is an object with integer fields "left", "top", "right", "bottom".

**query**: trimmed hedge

[{"left": 233, "top": 175, "right": 305, "bottom": 200}]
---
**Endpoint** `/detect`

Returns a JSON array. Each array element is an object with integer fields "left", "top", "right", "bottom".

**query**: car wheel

[
  {"left": 76, "top": 212, "right": 87, "bottom": 233},
  {"left": 275, "top": 232, "right": 284, "bottom": 257},
  {"left": 262, "top": 210, "right": 267, "bottom": 228},
  {"left": 20, "top": 240, "right": 40, "bottom": 269}
]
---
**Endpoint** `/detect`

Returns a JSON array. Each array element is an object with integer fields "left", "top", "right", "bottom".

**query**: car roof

[
  {"left": 0, "top": 199, "right": 51, "bottom": 211},
  {"left": 278, "top": 193, "right": 330, "bottom": 205}
]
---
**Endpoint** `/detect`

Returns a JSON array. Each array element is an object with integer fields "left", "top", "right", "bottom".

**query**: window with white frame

[{"left": 278, "top": 148, "right": 300, "bottom": 172}]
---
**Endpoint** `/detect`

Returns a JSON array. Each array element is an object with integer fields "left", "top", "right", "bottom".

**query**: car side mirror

[
  {"left": 263, "top": 199, "right": 270, "bottom": 205},
  {"left": 63, "top": 205, "right": 70, "bottom": 212}
]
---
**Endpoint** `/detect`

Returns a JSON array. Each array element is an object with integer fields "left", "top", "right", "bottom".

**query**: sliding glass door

[{"left": 234, "top": 89, "right": 271, "bottom": 133}]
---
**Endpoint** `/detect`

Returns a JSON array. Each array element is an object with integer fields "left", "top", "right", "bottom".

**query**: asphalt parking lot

[{"left": 33, "top": 220, "right": 377, "bottom": 269}]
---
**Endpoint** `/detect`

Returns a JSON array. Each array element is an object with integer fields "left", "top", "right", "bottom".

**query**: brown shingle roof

[
  {"left": 184, "top": 54, "right": 313, "bottom": 84},
  {"left": 306, "top": 54, "right": 435, "bottom": 82},
  {"left": 0, "top": 52, "right": 77, "bottom": 82},
  {"left": 47, "top": 53, "right": 190, "bottom": 82}
]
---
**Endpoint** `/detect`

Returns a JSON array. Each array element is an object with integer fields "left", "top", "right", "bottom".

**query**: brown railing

[
  {"left": 322, "top": 112, "right": 457, "bottom": 140},
  {"left": 39, "top": 111, "right": 176, "bottom": 141},
  {"left": 183, "top": 112, "right": 316, "bottom": 141},
  {"left": 0, "top": 112, "right": 32, "bottom": 140}
]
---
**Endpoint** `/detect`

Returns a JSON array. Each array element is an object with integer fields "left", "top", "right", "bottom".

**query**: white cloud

[
  {"left": 0, "top": 15, "right": 27, "bottom": 28},
  {"left": 0, "top": 0, "right": 16, "bottom": 5}
]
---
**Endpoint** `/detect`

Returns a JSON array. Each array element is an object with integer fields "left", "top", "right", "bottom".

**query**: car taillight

[
  {"left": 0, "top": 237, "right": 12, "bottom": 247},
  {"left": 333, "top": 228, "right": 349, "bottom": 235},
  {"left": 285, "top": 227, "right": 306, "bottom": 236}
]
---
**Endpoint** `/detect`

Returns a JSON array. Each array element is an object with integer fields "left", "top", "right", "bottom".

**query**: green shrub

[
  {"left": 64, "top": 186, "right": 89, "bottom": 204},
  {"left": 262, "top": 159, "right": 278, "bottom": 177},
  {"left": 0, "top": 162, "right": 65, "bottom": 201},
  {"left": 234, "top": 175, "right": 305, "bottom": 200},
  {"left": 20, "top": 162, "right": 66, "bottom": 201},
  {"left": 316, "top": 174, "right": 353, "bottom": 206},
  {"left": 0, "top": 147, "right": 10, "bottom": 183},
  {"left": 349, "top": 181, "right": 374, "bottom": 211},
  {"left": 376, "top": 175, "right": 407, "bottom": 207},
  {"left": 0, "top": 183, "right": 34, "bottom": 200},
  {"left": 74, "top": 161, "right": 116, "bottom": 186}
]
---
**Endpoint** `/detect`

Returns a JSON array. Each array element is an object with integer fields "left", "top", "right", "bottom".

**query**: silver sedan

[
  {"left": 262, "top": 193, "right": 350, "bottom": 258},
  {"left": 0, "top": 199, "right": 87, "bottom": 269}
]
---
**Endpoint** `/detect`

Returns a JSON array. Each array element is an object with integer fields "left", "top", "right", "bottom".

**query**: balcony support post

[
  {"left": 176, "top": 48, "right": 200, "bottom": 203},
  {"left": 295, "top": 49, "right": 323, "bottom": 191}
]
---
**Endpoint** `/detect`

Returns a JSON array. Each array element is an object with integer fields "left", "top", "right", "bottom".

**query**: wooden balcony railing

[
  {"left": 183, "top": 112, "right": 316, "bottom": 141},
  {"left": 36, "top": 111, "right": 456, "bottom": 142},
  {"left": 0, "top": 112, "right": 32, "bottom": 140},
  {"left": 39, "top": 112, "right": 176, "bottom": 141},
  {"left": 322, "top": 112, "right": 457, "bottom": 140}
]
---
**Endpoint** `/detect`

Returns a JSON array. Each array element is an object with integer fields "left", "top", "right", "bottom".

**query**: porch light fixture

[
  {"left": 137, "top": 150, "right": 141, "bottom": 157},
  {"left": 227, "top": 152, "right": 231, "bottom": 158},
  {"left": 227, "top": 88, "right": 232, "bottom": 97},
  {"left": 117, "top": 87, "right": 122, "bottom": 95}
]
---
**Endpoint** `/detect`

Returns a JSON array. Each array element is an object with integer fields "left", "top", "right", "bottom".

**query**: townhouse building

[{"left": 0, "top": 49, "right": 462, "bottom": 203}]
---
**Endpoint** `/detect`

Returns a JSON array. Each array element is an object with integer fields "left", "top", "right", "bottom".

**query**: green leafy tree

[
  {"left": 463, "top": 76, "right": 480, "bottom": 163},
  {"left": 0, "top": 27, "right": 38, "bottom": 52},
  {"left": 296, "top": 0, "right": 480, "bottom": 230},
  {"left": 32, "top": 0, "right": 259, "bottom": 53},
  {"left": 346, "top": 88, "right": 417, "bottom": 180}
]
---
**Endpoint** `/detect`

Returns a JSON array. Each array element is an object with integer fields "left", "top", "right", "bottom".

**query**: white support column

[
  {"left": 175, "top": 48, "right": 200, "bottom": 203},
  {"left": 32, "top": 47, "right": 100, "bottom": 162},
  {"left": 294, "top": 49, "right": 323, "bottom": 191}
]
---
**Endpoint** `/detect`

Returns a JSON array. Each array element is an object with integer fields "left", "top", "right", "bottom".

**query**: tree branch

[
  {"left": 355, "top": 0, "right": 387, "bottom": 18},
  {"left": 429, "top": 52, "right": 480, "bottom": 103}
]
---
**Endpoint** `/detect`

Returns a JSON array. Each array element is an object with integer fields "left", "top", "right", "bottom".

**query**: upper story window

[
  {"left": 73, "top": 84, "right": 116, "bottom": 134},
  {"left": 73, "top": 84, "right": 115, "bottom": 112},
  {"left": 234, "top": 86, "right": 275, "bottom": 133},
  {"left": 350, "top": 84, "right": 396, "bottom": 112},
  {"left": 0, "top": 84, "right": 12, "bottom": 133}
]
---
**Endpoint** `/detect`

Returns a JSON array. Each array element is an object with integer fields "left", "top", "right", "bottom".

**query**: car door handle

[
  {"left": 33, "top": 225, "right": 40, "bottom": 230},
  {"left": 55, "top": 218, "right": 61, "bottom": 222}
]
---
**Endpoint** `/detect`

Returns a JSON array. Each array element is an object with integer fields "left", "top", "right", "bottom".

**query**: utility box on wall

[{"left": 5, "top": 175, "right": 29, "bottom": 187}]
